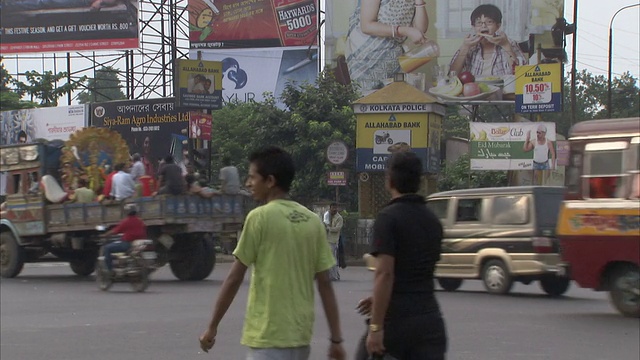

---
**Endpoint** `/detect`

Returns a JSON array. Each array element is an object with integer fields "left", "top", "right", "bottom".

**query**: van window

[
  {"left": 492, "top": 196, "right": 529, "bottom": 225},
  {"left": 456, "top": 199, "right": 482, "bottom": 222},
  {"left": 426, "top": 199, "right": 449, "bottom": 219}
]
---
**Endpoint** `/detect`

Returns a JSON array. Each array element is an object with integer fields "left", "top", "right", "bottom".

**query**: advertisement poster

[
  {"left": 355, "top": 110, "right": 434, "bottom": 172},
  {"left": 469, "top": 122, "right": 557, "bottom": 170},
  {"left": 0, "top": 105, "right": 87, "bottom": 144},
  {"left": 327, "top": 171, "right": 347, "bottom": 186},
  {"left": 175, "top": 59, "right": 223, "bottom": 109},
  {"left": 188, "top": 0, "right": 318, "bottom": 49},
  {"left": 1, "top": 0, "right": 139, "bottom": 54},
  {"left": 91, "top": 98, "right": 191, "bottom": 178},
  {"left": 325, "top": 0, "right": 564, "bottom": 95},
  {"left": 189, "top": 112, "right": 213, "bottom": 141},
  {"left": 192, "top": 47, "right": 318, "bottom": 105},
  {"left": 515, "top": 63, "right": 563, "bottom": 113}
]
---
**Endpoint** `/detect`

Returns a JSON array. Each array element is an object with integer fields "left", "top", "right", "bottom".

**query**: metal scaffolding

[{"left": 4, "top": 0, "right": 190, "bottom": 104}]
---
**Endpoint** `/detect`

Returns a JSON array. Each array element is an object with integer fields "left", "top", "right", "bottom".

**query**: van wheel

[
  {"left": 482, "top": 260, "right": 513, "bottom": 294},
  {"left": 539, "top": 276, "right": 571, "bottom": 297},
  {"left": 609, "top": 264, "right": 640, "bottom": 317},
  {"left": 438, "top": 278, "right": 463, "bottom": 292},
  {"left": 0, "top": 231, "right": 25, "bottom": 278}
]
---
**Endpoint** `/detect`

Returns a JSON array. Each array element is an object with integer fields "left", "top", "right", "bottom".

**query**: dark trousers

[{"left": 355, "top": 312, "right": 447, "bottom": 360}]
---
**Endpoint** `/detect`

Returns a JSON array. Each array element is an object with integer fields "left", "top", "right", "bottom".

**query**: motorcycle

[
  {"left": 375, "top": 132, "right": 394, "bottom": 145},
  {"left": 95, "top": 226, "right": 157, "bottom": 292}
]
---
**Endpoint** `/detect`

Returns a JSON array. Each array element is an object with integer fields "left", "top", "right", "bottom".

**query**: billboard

[
  {"left": 0, "top": 0, "right": 139, "bottom": 54},
  {"left": 325, "top": 0, "right": 564, "bottom": 96},
  {"left": 356, "top": 110, "right": 439, "bottom": 172},
  {"left": 469, "top": 122, "right": 557, "bottom": 170},
  {"left": 188, "top": 0, "right": 318, "bottom": 49},
  {"left": 175, "top": 59, "right": 223, "bottom": 109},
  {"left": 0, "top": 105, "right": 87, "bottom": 145},
  {"left": 91, "top": 98, "right": 191, "bottom": 178},
  {"left": 515, "top": 63, "right": 563, "bottom": 113},
  {"left": 189, "top": 112, "right": 213, "bottom": 141},
  {"left": 193, "top": 48, "right": 318, "bottom": 104}
]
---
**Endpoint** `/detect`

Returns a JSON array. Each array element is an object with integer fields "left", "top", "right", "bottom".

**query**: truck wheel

[
  {"left": 609, "top": 264, "right": 640, "bottom": 317},
  {"left": 482, "top": 259, "right": 513, "bottom": 295},
  {"left": 191, "top": 237, "right": 216, "bottom": 281},
  {"left": 539, "top": 276, "right": 571, "bottom": 297},
  {"left": 70, "top": 257, "right": 96, "bottom": 276},
  {"left": 169, "top": 237, "right": 205, "bottom": 281},
  {"left": 438, "top": 278, "right": 463, "bottom": 292},
  {"left": 0, "top": 231, "right": 25, "bottom": 278}
]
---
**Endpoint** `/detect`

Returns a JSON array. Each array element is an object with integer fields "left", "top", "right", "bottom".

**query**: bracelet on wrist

[
  {"left": 330, "top": 338, "right": 344, "bottom": 344},
  {"left": 415, "top": 3, "right": 426, "bottom": 7}
]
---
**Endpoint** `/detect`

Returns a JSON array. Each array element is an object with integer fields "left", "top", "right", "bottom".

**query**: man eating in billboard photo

[{"left": 449, "top": 4, "right": 527, "bottom": 77}]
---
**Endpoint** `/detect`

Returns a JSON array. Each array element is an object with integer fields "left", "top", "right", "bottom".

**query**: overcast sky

[{"left": 565, "top": 0, "right": 640, "bottom": 79}]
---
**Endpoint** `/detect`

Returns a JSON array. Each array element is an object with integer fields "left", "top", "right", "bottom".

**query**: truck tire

[
  {"left": 609, "top": 264, "right": 640, "bottom": 317},
  {"left": 539, "top": 275, "right": 571, "bottom": 297},
  {"left": 191, "top": 237, "right": 216, "bottom": 281},
  {"left": 70, "top": 258, "right": 96, "bottom": 276},
  {"left": 169, "top": 236, "right": 205, "bottom": 281},
  {"left": 482, "top": 259, "right": 513, "bottom": 295},
  {"left": 1, "top": 231, "right": 25, "bottom": 278}
]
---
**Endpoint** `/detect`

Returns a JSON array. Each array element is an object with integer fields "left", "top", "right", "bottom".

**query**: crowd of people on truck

[{"left": 19, "top": 153, "right": 247, "bottom": 206}]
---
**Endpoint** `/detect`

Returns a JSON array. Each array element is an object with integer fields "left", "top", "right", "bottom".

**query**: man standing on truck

[
  {"left": 199, "top": 146, "right": 345, "bottom": 359},
  {"left": 101, "top": 204, "right": 147, "bottom": 275}
]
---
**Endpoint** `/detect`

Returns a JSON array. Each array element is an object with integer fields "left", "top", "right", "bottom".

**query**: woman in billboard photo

[
  {"left": 449, "top": 4, "right": 527, "bottom": 77},
  {"left": 346, "top": 0, "right": 430, "bottom": 91}
]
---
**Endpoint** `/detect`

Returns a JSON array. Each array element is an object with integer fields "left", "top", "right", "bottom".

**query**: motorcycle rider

[{"left": 101, "top": 204, "right": 147, "bottom": 275}]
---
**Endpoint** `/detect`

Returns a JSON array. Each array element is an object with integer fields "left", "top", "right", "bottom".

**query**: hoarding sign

[
  {"left": 0, "top": 105, "right": 87, "bottom": 144},
  {"left": 192, "top": 48, "right": 318, "bottom": 105},
  {"left": 515, "top": 63, "right": 563, "bottom": 113},
  {"left": 356, "top": 111, "right": 430, "bottom": 172},
  {"left": 175, "top": 59, "right": 223, "bottom": 109},
  {"left": 327, "top": 171, "right": 347, "bottom": 186},
  {"left": 1, "top": 0, "right": 139, "bottom": 54},
  {"left": 188, "top": 0, "right": 318, "bottom": 49},
  {"left": 189, "top": 112, "right": 213, "bottom": 141},
  {"left": 469, "top": 122, "right": 557, "bottom": 170},
  {"left": 324, "top": 0, "right": 564, "bottom": 95},
  {"left": 327, "top": 141, "right": 348, "bottom": 165},
  {"left": 91, "top": 98, "right": 191, "bottom": 178}
]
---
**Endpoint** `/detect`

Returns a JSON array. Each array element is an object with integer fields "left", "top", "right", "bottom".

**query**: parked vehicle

[
  {"left": 557, "top": 117, "right": 639, "bottom": 317},
  {"left": 95, "top": 231, "right": 156, "bottom": 292},
  {"left": 0, "top": 142, "right": 247, "bottom": 281},
  {"left": 426, "top": 186, "right": 570, "bottom": 296}
]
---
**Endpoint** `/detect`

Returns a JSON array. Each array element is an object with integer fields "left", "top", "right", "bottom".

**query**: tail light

[{"left": 533, "top": 237, "right": 553, "bottom": 253}]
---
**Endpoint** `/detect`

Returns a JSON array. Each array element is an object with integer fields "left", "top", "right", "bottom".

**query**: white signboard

[
  {"left": 327, "top": 141, "right": 348, "bottom": 165},
  {"left": 0, "top": 105, "right": 87, "bottom": 145},
  {"left": 469, "top": 122, "right": 557, "bottom": 171}
]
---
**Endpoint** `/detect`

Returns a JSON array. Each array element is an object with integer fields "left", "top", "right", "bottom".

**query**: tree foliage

[
  {"left": 438, "top": 154, "right": 508, "bottom": 191},
  {"left": 0, "top": 59, "right": 38, "bottom": 111},
  {"left": 77, "top": 66, "right": 126, "bottom": 104},
  {"left": 13, "top": 70, "right": 86, "bottom": 107},
  {"left": 211, "top": 71, "right": 360, "bottom": 209}
]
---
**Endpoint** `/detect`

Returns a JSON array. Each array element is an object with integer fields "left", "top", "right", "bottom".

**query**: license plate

[{"left": 142, "top": 252, "right": 157, "bottom": 260}]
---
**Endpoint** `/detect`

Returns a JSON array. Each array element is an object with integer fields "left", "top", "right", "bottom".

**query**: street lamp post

[{"left": 608, "top": 3, "right": 640, "bottom": 118}]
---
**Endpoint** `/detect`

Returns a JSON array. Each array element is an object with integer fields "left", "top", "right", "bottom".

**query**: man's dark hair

[
  {"left": 248, "top": 146, "right": 295, "bottom": 192},
  {"left": 114, "top": 163, "right": 125, "bottom": 172},
  {"left": 78, "top": 178, "right": 88, "bottom": 187},
  {"left": 330, "top": 202, "right": 338, "bottom": 207},
  {"left": 387, "top": 151, "right": 422, "bottom": 194},
  {"left": 185, "top": 174, "right": 196, "bottom": 186},
  {"left": 222, "top": 156, "right": 231, "bottom": 166},
  {"left": 164, "top": 154, "right": 174, "bottom": 164},
  {"left": 470, "top": 4, "right": 502, "bottom": 25},
  {"left": 18, "top": 130, "right": 27, "bottom": 142}
]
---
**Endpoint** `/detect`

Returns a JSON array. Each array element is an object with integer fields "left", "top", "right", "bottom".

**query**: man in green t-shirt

[{"left": 199, "top": 146, "right": 345, "bottom": 359}]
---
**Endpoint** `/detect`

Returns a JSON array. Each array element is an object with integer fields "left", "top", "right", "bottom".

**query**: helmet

[{"left": 124, "top": 203, "right": 138, "bottom": 215}]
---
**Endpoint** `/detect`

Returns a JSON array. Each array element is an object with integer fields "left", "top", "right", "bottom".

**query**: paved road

[{"left": 1, "top": 262, "right": 638, "bottom": 360}]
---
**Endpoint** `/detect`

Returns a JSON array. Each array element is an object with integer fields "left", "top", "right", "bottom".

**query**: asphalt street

[{"left": 1, "top": 262, "right": 638, "bottom": 360}]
